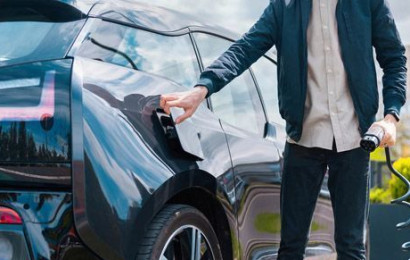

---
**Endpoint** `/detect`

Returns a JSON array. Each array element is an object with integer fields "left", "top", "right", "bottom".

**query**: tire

[{"left": 136, "top": 204, "right": 223, "bottom": 260}]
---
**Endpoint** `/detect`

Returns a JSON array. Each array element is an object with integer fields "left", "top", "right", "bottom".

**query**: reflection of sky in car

[
  {"left": 192, "top": 33, "right": 265, "bottom": 135},
  {"left": 117, "top": 29, "right": 200, "bottom": 88},
  {"left": 86, "top": 20, "right": 200, "bottom": 89},
  {"left": 0, "top": 18, "right": 83, "bottom": 69},
  {"left": 0, "top": 22, "right": 52, "bottom": 59}
]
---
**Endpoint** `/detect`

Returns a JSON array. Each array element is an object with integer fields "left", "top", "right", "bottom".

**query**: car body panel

[
  {"left": 220, "top": 122, "right": 283, "bottom": 259},
  {"left": 37, "top": 0, "right": 94, "bottom": 15},
  {"left": 71, "top": 57, "right": 236, "bottom": 259},
  {"left": 0, "top": 191, "right": 99, "bottom": 260}
]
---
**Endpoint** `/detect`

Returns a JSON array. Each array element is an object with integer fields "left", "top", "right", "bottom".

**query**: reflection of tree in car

[{"left": 0, "top": 122, "right": 66, "bottom": 161}]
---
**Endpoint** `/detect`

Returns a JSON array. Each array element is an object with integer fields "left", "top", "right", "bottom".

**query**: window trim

[
  {"left": 189, "top": 26, "right": 277, "bottom": 64},
  {"left": 251, "top": 56, "right": 285, "bottom": 127},
  {"left": 249, "top": 67, "right": 269, "bottom": 126},
  {"left": 189, "top": 32, "right": 212, "bottom": 109}
]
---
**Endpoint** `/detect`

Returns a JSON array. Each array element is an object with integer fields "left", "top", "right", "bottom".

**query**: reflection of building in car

[{"left": 0, "top": 1, "right": 360, "bottom": 259}]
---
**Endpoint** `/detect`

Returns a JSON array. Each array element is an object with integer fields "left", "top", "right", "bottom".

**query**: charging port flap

[{"left": 154, "top": 108, "right": 204, "bottom": 161}]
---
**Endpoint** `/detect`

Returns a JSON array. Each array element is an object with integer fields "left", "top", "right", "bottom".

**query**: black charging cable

[{"left": 361, "top": 127, "right": 410, "bottom": 251}]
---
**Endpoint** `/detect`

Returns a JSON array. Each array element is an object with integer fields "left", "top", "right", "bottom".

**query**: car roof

[{"left": 58, "top": 0, "right": 276, "bottom": 60}]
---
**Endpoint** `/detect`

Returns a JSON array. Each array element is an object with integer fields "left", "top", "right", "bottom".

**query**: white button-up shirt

[{"left": 288, "top": 0, "right": 362, "bottom": 152}]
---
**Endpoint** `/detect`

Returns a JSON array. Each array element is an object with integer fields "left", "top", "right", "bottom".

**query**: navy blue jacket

[{"left": 197, "top": 0, "right": 407, "bottom": 141}]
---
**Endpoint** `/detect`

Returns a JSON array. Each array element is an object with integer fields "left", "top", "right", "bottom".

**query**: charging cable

[{"left": 361, "top": 127, "right": 410, "bottom": 251}]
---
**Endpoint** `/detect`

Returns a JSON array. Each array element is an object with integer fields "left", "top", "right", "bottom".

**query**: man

[{"left": 160, "top": 0, "right": 407, "bottom": 259}]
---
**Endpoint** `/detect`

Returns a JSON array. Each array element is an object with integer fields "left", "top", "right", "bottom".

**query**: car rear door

[{"left": 193, "top": 32, "right": 283, "bottom": 259}]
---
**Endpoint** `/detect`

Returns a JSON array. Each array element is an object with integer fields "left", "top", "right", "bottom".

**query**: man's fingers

[
  {"left": 381, "top": 133, "right": 395, "bottom": 147},
  {"left": 370, "top": 118, "right": 397, "bottom": 148},
  {"left": 381, "top": 132, "right": 391, "bottom": 143},
  {"left": 382, "top": 141, "right": 395, "bottom": 148},
  {"left": 165, "top": 100, "right": 183, "bottom": 107},
  {"left": 175, "top": 110, "right": 193, "bottom": 124},
  {"left": 160, "top": 94, "right": 179, "bottom": 108},
  {"left": 163, "top": 100, "right": 184, "bottom": 114},
  {"left": 160, "top": 89, "right": 201, "bottom": 122}
]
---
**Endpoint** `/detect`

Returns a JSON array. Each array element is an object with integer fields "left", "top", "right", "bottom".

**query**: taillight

[
  {"left": 0, "top": 71, "right": 55, "bottom": 121},
  {"left": 0, "top": 207, "right": 22, "bottom": 225},
  {"left": 0, "top": 207, "right": 30, "bottom": 260}
]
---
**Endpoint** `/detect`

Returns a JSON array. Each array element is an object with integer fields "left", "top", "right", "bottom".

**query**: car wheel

[{"left": 136, "top": 204, "right": 223, "bottom": 260}]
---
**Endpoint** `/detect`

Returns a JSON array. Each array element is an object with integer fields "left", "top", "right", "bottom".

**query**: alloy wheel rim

[{"left": 159, "top": 224, "right": 216, "bottom": 260}]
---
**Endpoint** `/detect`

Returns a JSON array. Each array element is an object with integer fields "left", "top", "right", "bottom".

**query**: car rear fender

[{"left": 70, "top": 57, "right": 234, "bottom": 260}]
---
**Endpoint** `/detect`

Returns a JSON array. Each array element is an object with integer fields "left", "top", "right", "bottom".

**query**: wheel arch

[
  {"left": 167, "top": 186, "right": 234, "bottom": 260},
  {"left": 137, "top": 169, "right": 234, "bottom": 260}
]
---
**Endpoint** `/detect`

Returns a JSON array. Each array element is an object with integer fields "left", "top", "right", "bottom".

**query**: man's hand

[
  {"left": 369, "top": 114, "right": 398, "bottom": 147},
  {"left": 160, "top": 86, "right": 208, "bottom": 124}
]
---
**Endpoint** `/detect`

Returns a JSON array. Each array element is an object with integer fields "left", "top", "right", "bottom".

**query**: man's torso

[{"left": 287, "top": 0, "right": 362, "bottom": 152}]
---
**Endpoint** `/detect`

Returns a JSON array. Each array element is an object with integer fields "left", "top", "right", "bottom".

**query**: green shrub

[
  {"left": 370, "top": 157, "right": 410, "bottom": 204},
  {"left": 389, "top": 157, "right": 410, "bottom": 202},
  {"left": 369, "top": 187, "right": 391, "bottom": 204}
]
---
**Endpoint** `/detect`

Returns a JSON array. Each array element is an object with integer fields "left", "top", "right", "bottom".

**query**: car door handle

[{"left": 154, "top": 108, "right": 204, "bottom": 161}]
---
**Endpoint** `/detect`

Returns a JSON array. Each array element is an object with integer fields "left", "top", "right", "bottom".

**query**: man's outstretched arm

[
  {"left": 161, "top": 1, "right": 278, "bottom": 123},
  {"left": 370, "top": 0, "right": 407, "bottom": 147},
  {"left": 197, "top": 1, "right": 278, "bottom": 97}
]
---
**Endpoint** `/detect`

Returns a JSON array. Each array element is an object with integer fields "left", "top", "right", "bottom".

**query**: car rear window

[{"left": 0, "top": 1, "right": 86, "bottom": 67}]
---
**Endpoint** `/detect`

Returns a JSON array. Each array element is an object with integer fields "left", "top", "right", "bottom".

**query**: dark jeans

[{"left": 277, "top": 142, "right": 370, "bottom": 260}]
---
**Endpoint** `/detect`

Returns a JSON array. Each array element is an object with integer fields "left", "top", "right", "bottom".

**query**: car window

[
  {"left": 193, "top": 33, "right": 266, "bottom": 136},
  {"left": 251, "top": 57, "right": 285, "bottom": 126},
  {"left": 0, "top": 3, "right": 85, "bottom": 67},
  {"left": 76, "top": 20, "right": 200, "bottom": 88}
]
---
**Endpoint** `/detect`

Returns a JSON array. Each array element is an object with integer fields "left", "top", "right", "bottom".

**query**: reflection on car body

[{"left": 0, "top": 1, "right": 339, "bottom": 259}]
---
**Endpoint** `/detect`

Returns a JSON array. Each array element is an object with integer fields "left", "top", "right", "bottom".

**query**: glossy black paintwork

[
  {"left": 71, "top": 57, "right": 236, "bottom": 260},
  {"left": 36, "top": 0, "right": 94, "bottom": 15},
  {"left": 0, "top": 165, "right": 71, "bottom": 188},
  {"left": 0, "top": 191, "right": 98, "bottom": 260},
  {"left": 220, "top": 121, "right": 283, "bottom": 258}
]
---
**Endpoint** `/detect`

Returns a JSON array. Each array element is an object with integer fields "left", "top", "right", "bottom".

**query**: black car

[{"left": 0, "top": 0, "right": 342, "bottom": 259}]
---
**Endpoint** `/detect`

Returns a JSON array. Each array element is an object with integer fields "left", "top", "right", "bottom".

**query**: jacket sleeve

[
  {"left": 196, "top": 1, "right": 278, "bottom": 98},
  {"left": 371, "top": 0, "right": 407, "bottom": 117}
]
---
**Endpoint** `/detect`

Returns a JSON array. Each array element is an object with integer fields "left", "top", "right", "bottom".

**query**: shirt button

[
  {"left": 323, "top": 25, "right": 328, "bottom": 30},
  {"left": 327, "top": 69, "right": 333, "bottom": 73},
  {"left": 320, "top": 3, "right": 326, "bottom": 8},
  {"left": 325, "top": 46, "right": 331, "bottom": 51},
  {"left": 329, "top": 91, "right": 334, "bottom": 95}
]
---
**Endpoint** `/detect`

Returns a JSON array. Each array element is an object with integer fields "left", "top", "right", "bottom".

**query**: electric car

[{"left": 0, "top": 0, "right": 338, "bottom": 259}]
